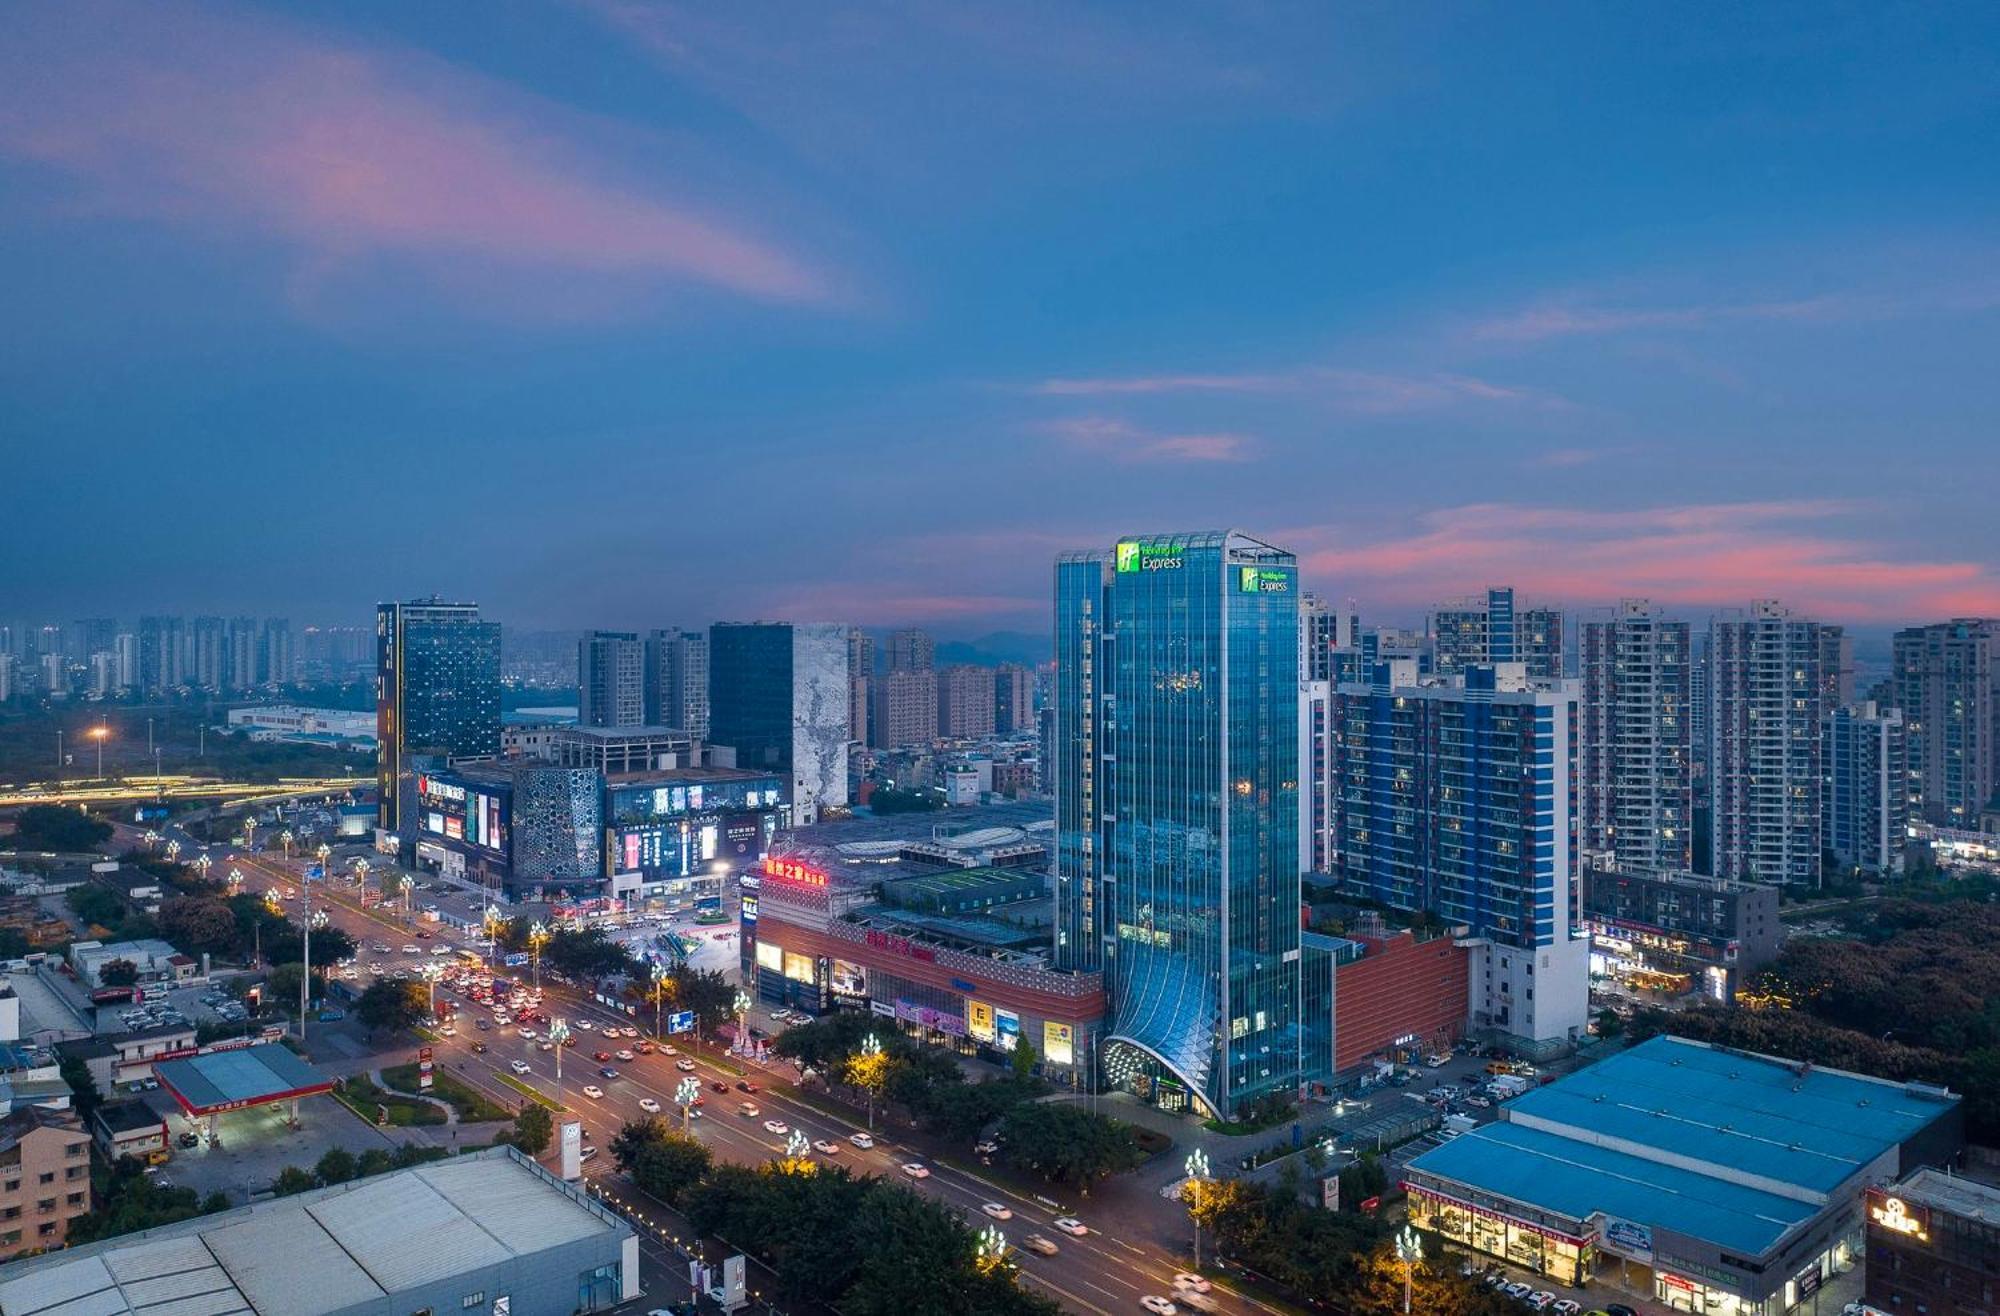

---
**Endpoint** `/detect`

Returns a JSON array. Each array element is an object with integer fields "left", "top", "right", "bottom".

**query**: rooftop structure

[
  {"left": 0, "top": 1147, "right": 637, "bottom": 1316},
  {"left": 152, "top": 1043, "right": 332, "bottom": 1118}
]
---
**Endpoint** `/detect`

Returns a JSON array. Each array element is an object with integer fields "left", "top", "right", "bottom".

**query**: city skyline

[{"left": 4, "top": 4, "right": 1999, "bottom": 629}]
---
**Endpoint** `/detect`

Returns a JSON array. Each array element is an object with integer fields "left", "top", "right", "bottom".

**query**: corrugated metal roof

[{"left": 0, "top": 1149, "right": 627, "bottom": 1316}]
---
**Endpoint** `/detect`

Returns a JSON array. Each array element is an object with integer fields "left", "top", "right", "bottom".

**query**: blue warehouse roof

[
  {"left": 154, "top": 1043, "right": 333, "bottom": 1116},
  {"left": 1410, "top": 1120, "right": 1819, "bottom": 1257},
  {"left": 1409, "top": 1035, "right": 1959, "bottom": 1258}
]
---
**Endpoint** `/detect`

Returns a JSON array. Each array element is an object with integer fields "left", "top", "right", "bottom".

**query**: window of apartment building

[
  {"left": 66, "top": 1165, "right": 86, "bottom": 1180},
  {"left": 65, "top": 1192, "right": 85, "bottom": 1208},
  {"left": 3, "top": 1178, "right": 17, "bottom": 1192},
  {"left": 38, "top": 1222, "right": 58, "bottom": 1237},
  {"left": 38, "top": 1172, "right": 54, "bottom": 1185},
  {"left": 0, "top": 1229, "right": 18, "bottom": 1246}
]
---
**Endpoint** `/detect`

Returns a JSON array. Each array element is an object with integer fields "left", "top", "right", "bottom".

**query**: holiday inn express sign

[{"left": 1116, "top": 539, "right": 1184, "bottom": 572}]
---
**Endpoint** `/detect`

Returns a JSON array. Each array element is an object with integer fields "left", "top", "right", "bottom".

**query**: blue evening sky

[{"left": 2, "top": 2, "right": 1997, "bottom": 634}]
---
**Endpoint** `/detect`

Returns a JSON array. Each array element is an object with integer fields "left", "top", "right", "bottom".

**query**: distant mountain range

[{"left": 936, "top": 631, "right": 1049, "bottom": 668}]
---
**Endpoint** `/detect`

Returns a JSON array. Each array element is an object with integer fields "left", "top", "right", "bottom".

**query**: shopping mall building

[{"left": 1402, "top": 1035, "right": 1963, "bottom": 1315}]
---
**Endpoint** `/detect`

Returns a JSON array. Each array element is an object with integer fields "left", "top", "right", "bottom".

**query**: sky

[{"left": 3, "top": 1, "right": 1998, "bottom": 637}]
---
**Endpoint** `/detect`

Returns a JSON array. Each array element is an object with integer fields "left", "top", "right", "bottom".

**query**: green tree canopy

[
  {"left": 996, "top": 1101, "right": 1143, "bottom": 1187},
  {"left": 354, "top": 979, "right": 428, "bottom": 1035},
  {"left": 5, "top": 805, "right": 113, "bottom": 852}
]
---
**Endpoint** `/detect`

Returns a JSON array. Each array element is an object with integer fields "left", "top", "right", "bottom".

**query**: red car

[
  {"left": 593, "top": 1051, "right": 612, "bottom": 1063},
  {"left": 709, "top": 1081, "right": 728, "bottom": 1093}
]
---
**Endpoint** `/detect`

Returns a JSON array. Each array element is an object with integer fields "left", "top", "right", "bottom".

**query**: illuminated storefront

[{"left": 1406, "top": 1186, "right": 1595, "bottom": 1286}]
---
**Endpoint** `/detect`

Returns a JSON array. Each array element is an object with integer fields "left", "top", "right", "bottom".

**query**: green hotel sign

[
  {"left": 1116, "top": 540, "right": 1184, "bottom": 572},
  {"left": 1238, "top": 566, "right": 1291, "bottom": 593}
]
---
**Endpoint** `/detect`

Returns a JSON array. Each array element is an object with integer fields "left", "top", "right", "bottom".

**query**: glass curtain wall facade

[
  {"left": 1055, "top": 531, "right": 1303, "bottom": 1118},
  {"left": 376, "top": 600, "right": 502, "bottom": 835}
]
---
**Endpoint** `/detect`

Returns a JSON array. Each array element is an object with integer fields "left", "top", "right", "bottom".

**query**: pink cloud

[
  {"left": 0, "top": 3, "right": 831, "bottom": 316},
  {"left": 1470, "top": 295, "right": 1860, "bottom": 344},
  {"left": 1290, "top": 500, "right": 2000, "bottom": 623},
  {"left": 754, "top": 589, "right": 1042, "bottom": 627},
  {"left": 1039, "top": 416, "right": 1256, "bottom": 463},
  {"left": 1032, "top": 366, "right": 1566, "bottom": 414}
]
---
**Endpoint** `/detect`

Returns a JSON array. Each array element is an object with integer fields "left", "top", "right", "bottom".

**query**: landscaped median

[
  {"left": 496, "top": 1071, "right": 562, "bottom": 1110},
  {"left": 332, "top": 1073, "right": 446, "bottom": 1127},
  {"left": 381, "top": 1063, "right": 512, "bottom": 1123}
]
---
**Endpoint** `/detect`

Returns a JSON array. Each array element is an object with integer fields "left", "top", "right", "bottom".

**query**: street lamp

[
  {"left": 651, "top": 962, "right": 671, "bottom": 1039},
  {"left": 227, "top": 867, "right": 244, "bottom": 891},
  {"left": 315, "top": 842, "right": 330, "bottom": 869},
  {"left": 280, "top": 829, "right": 295, "bottom": 859},
  {"left": 419, "top": 960, "right": 443, "bottom": 1018},
  {"left": 243, "top": 817, "right": 257, "bottom": 849},
  {"left": 192, "top": 853, "right": 212, "bottom": 880},
  {"left": 732, "top": 990, "right": 751, "bottom": 1056},
  {"left": 397, "top": 872, "right": 415, "bottom": 920},
  {"left": 88, "top": 725, "right": 108, "bottom": 779},
  {"left": 1185, "top": 1148, "right": 1211, "bottom": 1270},
  {"left": 783, "top": 1128, "right": 810, "bottom": 1167},
  {"left": 353, "top": 857, "right": 370, "bottom": 893},
  {"left": 483, "top": 906, "right": 503, "bottom": 968},
  {"left": 548, "top": 1018, "right": 571, "bottom": 1097},
  {"left": 1394, "top": 1225, "right": 1424, "bottom": 1315},
  {"left": 858, "top": 1033, "right": 884, "bottom": 1130},
  {"left": 975, "top": 1225, "right": 1009, "bottom": 1275},
  {"left": 675, "top": 1075, "right": 701, "bottom": 1132},
  {"left": 165, "top": 839, "right": 180, "bottom": 863},
  {"left": 528, "top": 921, "right": 550, "bottom": 990}
]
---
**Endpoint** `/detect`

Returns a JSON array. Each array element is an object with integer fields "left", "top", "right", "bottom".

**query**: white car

[
  {"left": 980, "top": 1202, "right": 1012, "bottom": 1220},
  {"left": 1550, "top": 1302, "right": 1582, "bottom": 1316},
  {"left": 1053, "top": 1217, "right": 1087, "bottom": 1236},
  {"left": 900, "top": 1163, "right": 930, "bottom": 1179},
  {"left": 763, "top": 1120, "right": 789, "bottom": 1135},
  {"left": 582, "top": 1084, "right": 605, "bottom": 1100},
  {"left": 1141, "top": 1299, "right": 1178, "bottom": 1316},
  {"left": 1173, "top": 1274, "right": 1211, "bottom": 1295},
  {"left": 849, "top": 1132, "right": 875, "bottom": 1149},
  {"left": 517, "top": 1027, "right": 535, "bottom": 1038},
  {"left": 811, "top": 1140, "right": 840, "bottom": 1156},
  {"left": 676, "top": 1058, "right": 696, "bottom": 1072},
  {"left": 509, "top": 1060, "right": 531, "bottom": 1075},
  {"left": 638, "top": 1097, "right": 662, "bottom": 1114},
  {"left": 402, "top": 945, "right": 419, "bottom": 954},
  {"left": 615, "top": 1049, "right": 635, "bottom": 1062},
  {"left": 439, "top": 1024, "right": 456, "bottom": 1037},
  {"left": 575, "top": 1019, "right": 594, "bottom": 1031},
  {"left": 1526, "top": 1295, "right": 1555, "bottom": 1312},
  {"left": 661, "top": 1045, "right": 678, "bottom": 1056},
  {"left": 1022, "top": 1235, "right": 1059, "bottom": 1256}
]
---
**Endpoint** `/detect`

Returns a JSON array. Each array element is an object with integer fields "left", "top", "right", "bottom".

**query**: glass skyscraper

[
  {"left": 707, "top": 622, "right": 850, "bottom": 822},
  {"left": 376, "top": 599, "right": 501, "bottom": 836},
  {"left": 1054, "top": 531, "right": 1302, "bottom": 1118}
]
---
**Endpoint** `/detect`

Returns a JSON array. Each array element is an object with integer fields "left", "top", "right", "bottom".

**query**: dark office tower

[
  {"left": 138, "top": 616, "right": 185, "bottom": 692},
  {"left": 708, "top": 622, "right": 849, "bottom": 821},
  {"left": 73, "top": 619, "right": 117, "bottom": 664},
  {"left": 189, "top": 616, "right": 227, "bottom": 691},
  {"left": 376, "top": 600, "right": 502, "bottom": 835},
  {"left": 577, "top": 630, "right": 645, "bottom": 728},
  {"left": 1580, "top": 600, "right": 1692, "bottom": 874},
  {"left": 1892, "top": 619, "right": 2000, "bottom": 828},
  {"left": 261, "top": 618, "right": 293, "bottom": 686},
  {"left": 885, "top": 628, "right": 935, "bottom": 674},
  {"left": 1707, "top": 602, "right": 1834, "bottom": 886},
  {"left": 1054, "top": 531, "right": 1301, "bottom": 1119},
  {"left": 846, "top": 628, "right": 872, "bottom": 746},
  {"left": 937, "top": 664, "right": 996, "bottom": 738},
  {"left": 993, "top": 663, "right": 1034, "bottom": 734},
  {"left": 644, "top": 628, "right": 710, "bottom": 739},
  {"left": 227, "top": 617, "right": 260, "bottom": 691}
]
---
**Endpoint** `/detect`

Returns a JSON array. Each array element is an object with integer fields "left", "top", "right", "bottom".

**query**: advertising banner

[
  {"left": 996, "top": 1009, "right": 1021, "bottom": 1053},
  {"left": 1043, "top": 1021, "right": 1075, "bottom": 1066},
  {"left": 559, "top": 1118, "right": 582, "bottom": 1181},
  {"left": 1599, "top": 1216, "right": 1654, "bottom": 1263},
  {"left": 967, "top": 1000, "right": 996, "bottom": 1043}
]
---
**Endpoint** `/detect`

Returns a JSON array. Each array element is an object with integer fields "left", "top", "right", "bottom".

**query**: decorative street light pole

[
  {"left": 243, "top": 817, "right": 257, "bottom": 849},
  {"left": 398, "top": 872, "right": 415, "bottom": 921},
  {"left": 353, "top": 857, "right": 370, "bottom": 894},
  {"left": 784, "top": 1129, "right": 810, "bottom": 1165},
  {"left": 1394, "top": 1225, "right": 1424, "bottom": 1315},
  {"left": 419, "top": 960, "right": 443, "bottom": 1018},
  {"left": 88, "top": 725, "right": 108, "bottom": 779},
  {"left": 281, "top": 829, "right": 294, "bottom": 859},
  {"left": 548, "top": 1018, "right": 571, "bottom": 1100},
  {"left": 1185, "top": 1148, "right": 1211, "bottom": 1270},
  {"left": 528, "top": 921, "right": 550, "bottom": 990},
  {"left": 975, "top": 1225, "right": 1009, "bottom": 1275},
  {"left": 165, "top": 839, "right": 181, "bottom": 863},
  {"left": 859, "top": 1033, "right": 883, "bottom": 1131},
  {"left": 652, "top": 962, "right": 670, "bottom": 1039},
  {"left": 192, "top": 853, "right": 212, "bottom": 881},
  {"left": 732, "top": 990, "right": 751, "bottom": 1056},
  {"left": 483, "top": 905, "right": 503, "bottom": 969},
  {"left": 675, "top": 1075, "right": 701, "bottom": 1133}
]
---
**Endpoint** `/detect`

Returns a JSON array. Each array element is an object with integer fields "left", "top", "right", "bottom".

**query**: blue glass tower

[{"left": 1054, "top": 531, "right": 1302, "bottom": 1118}]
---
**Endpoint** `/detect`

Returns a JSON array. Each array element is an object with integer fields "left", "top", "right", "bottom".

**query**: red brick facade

[{"left": 1334, "top": 931, "right": 1469, "bottom": 1071}]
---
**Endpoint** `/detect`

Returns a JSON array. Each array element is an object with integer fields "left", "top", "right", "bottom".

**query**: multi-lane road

[{"left": 133, "top": 828, "right": 1280, "bottom": 1316}]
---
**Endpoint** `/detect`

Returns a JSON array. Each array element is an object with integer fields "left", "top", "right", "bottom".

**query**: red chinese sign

[
  {"left": 766, "top": 859, "right": 827, "bottom": 887},
  {"left": 865, "top": 929, "right": 937, "bottom": 963}
]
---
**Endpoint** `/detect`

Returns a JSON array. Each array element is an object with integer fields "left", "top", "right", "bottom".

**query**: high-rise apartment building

[
  {"left": 937, "top": 664, "right": 996, "bottom": 738},
  {"left": 190, "top": 616, "right": 227, "bottom": 691},
  {"left": 73, "top": 619, "right": 116, "bottom": 663},
  {"left": 1825, "top": 701, "right": 1908, "bottom": 877},
  {"left": 1332, "top": 662, "right": 1588, "bottom": 1043},
  {"left": 643, "top": 628, "right": 709, "bottom": 739},
  {"left": 845, "top": 628, "right": 872, "bottom": 747},
  {"left": 1299, "top": 678, "right": 1333, "bottom": 875},
  {"left": 577, "top": 630, "right": 645, "bottom": 729},
  {"left": 1892, "top": 619, "right": 2000, "bottom": 828},
  {"left": 1432, "top": 587, "right": 1563, "bottom": 680},
  {"left": 885, "top": 628, "right": 935, "bottom": 674},
  {"left": 707, "top": 622, "right": 850, "bottom": 822},
  {"left": 1299, "top": 593, "right": 1359, "bottom": 683},
  {"left": 376, "top": 600, "right": 502, "bottom": 836},
  {"left": 113, "top": 633, "right": 137, "bottom": 691},
  {"left": 138, "top": 616, "right": 185, "bottom": 693},
  {"left": 871, "top": 668, "right": 937, "bottom": 747},
  {"left": 227, "top": 616, "right": 259, "bottom": 691},
  {"left": 1707, "top": 602, "right": 1836, "bottom": 886},
  {"left": 261, "top": 618, "right": 293, "bottom": 686},
  {"left": 1580, "top": 600, "right": 1692, "bottom": 874},
  {"left": 993, "top": 662, "right": 1035, "bottom": 734},
  {"left": 1054, "top": 531, "right": 1302, "bottom": 1118}
]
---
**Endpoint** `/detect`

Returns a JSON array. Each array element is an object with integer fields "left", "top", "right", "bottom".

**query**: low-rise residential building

[
  {"left": 1582, "top": 863, "right": 1783, "bottom": 1002},
  {"left": 68, "top": 940, "right": 198, "bottom": 991},
  {"left": 0, "top": 1106, "right": 92, "bottom": 1259},
  {"left": 92, "top": 1100, "right": 167, "bottom": 1162}
]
